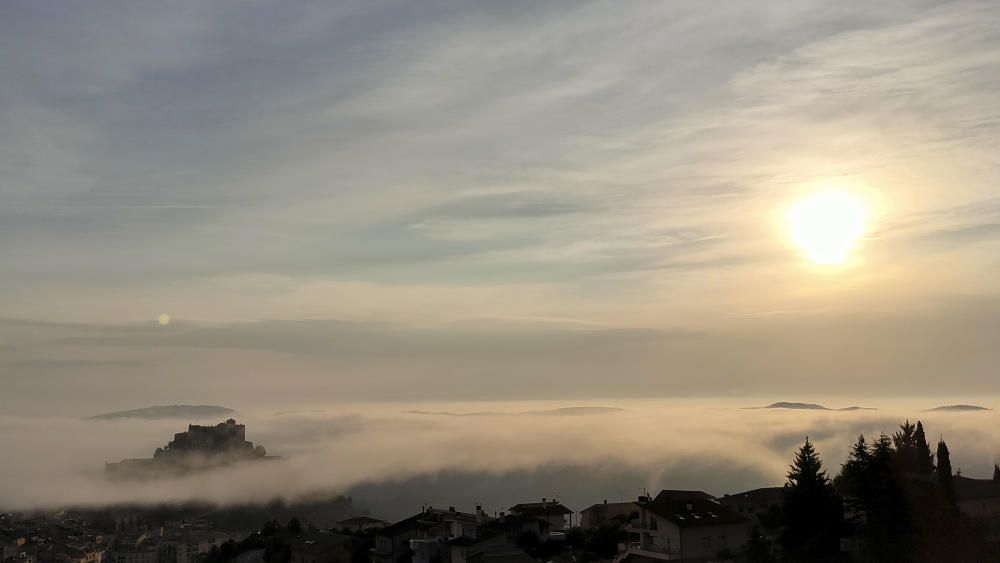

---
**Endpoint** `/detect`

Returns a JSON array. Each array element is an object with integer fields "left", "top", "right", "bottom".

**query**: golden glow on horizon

[
  {"left": 788, "top": 189, "right": 867, "bottom": 265},
  {"left": 158, "top": 313, "right": 171, "bottom": 325}
]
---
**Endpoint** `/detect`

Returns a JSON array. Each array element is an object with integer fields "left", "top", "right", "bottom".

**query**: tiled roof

[
  {"left": 651, "top": 490, "right": 715, "bottom": 504},
  {"left": 644, "top": 494, "right": 747, "bottom": 528},
  {"left": 580, "top": 502, "right": 636, "bottom": 514},
  {"left": 509, "top": 503, "right": 573, "bottom": 516},
  {"left": 720, "top": 487, "right": 784, "bottom": 504},
  {"left": 375, "top": 513, "right": 426, "bottom": 537}
]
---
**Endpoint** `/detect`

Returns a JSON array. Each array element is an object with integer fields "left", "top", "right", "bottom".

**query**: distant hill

[
  {"left": 926, "top": 404, "right": 991, "bottom": 412},
  {"left": 535, "top": 406, "right": 625, "bottom": 416},
  {"left": 406, "top": 406, "right": 624, "bottom": 417},
  {"left": 89, "top": 405, "right": 237, "bottom": 420},
  {"left": 765, "top": 402, "right": 829, "bottom": 410},
  {"left": 753, "top": 402, "right": 876, "bottom": 411}
]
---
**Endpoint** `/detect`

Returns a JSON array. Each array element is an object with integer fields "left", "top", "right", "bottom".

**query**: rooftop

[
  {"left": 643, "top": 492, "right": 747, "bottom": 528},
  {"left": 581, "top": 501, "right": 637, "bottom": 513},
  {"left": 720, "top": 487, "right": 785, "bottom": 504},
  {"left": 509, "top": 502, "right": 573, "bottom": 516}
]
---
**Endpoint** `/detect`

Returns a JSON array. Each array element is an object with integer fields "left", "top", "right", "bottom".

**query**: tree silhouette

[
  {"left": 835, "top": 434, "right": 869, "bottom": 499},
  {"left": 893, "top": 420, "right": 917, "bottom": 474},
  {"left": 780, "top": 438, "right": 844, "bottom": 562},
  {"left": 937, "top": 439, "right": 954, "bottom": 504},
  {"left": 856, "top": 433, "right": 913, "bottom": 561},
  {"left": 913, "top": 421, "right": 934, "bottom": 475}
]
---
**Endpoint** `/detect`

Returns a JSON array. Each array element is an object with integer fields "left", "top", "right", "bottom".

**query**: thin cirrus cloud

[{"left": 0, "top": 0, "right": 999, "bottom": 410}]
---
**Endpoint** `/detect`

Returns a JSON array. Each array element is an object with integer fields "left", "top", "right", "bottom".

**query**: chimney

[
  {"left": 448, "top": 506, "right": 456, "bottom": 513},
  {"left": 603, "top": 499, "right": 607, "bottom": 505},
  {"left": 542, "top": 497, "right": 547, "bottom": 507}
]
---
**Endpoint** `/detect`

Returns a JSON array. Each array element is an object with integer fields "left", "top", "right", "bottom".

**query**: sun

[{"left": 787, "top": 190, "right": 867, "bottom": 265}]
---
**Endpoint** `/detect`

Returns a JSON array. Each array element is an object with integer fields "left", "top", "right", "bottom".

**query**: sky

[{"left": 2, "top": 1, "right": 1000, "bottom": 414}]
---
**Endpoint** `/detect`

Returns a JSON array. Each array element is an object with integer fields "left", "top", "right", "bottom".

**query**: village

[{"left": 6, "top": 465, "right": 1000, "bottom": 563}]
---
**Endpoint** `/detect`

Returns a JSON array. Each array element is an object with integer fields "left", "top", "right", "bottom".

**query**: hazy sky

[{"left": 2, "top": 1, "right": 999, "bottom": 412}]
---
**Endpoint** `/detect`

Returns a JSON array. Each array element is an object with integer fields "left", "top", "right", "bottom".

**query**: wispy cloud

[{"left": 1, "top": 1, "right": 999, "bottom": 406}]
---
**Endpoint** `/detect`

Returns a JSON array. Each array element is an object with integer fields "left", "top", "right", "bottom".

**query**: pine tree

[
  {"left": 781, "top": 438, "right": 843, "bottom": 562},
  {"left": 862, "top": 432, "right": 914, "bottom": 561},
  {"left": 937, "top": 439, "right": 954, "bottom": 503},
  {"left": 835, "top": 434, "right": 870, "bottom": 498},
  {"left": 787, "top": 437, "right": 829, "bottom": 488},
  {"left": 893, "top": 420, "right": 917, "bottom": 474},
  {"left": 993, "top": 463, "right": 999, "bottom": 482},
  {"left": 913, "top": 421, "right": 934, "bottom": 474},
  {"left": 870, "top": 433, "right": 893, "bottom": 469}
]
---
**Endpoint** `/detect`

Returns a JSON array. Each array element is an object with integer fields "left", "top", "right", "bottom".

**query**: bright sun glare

[{"left": 788, "top": 190, "right": 867, "bottom": 265}]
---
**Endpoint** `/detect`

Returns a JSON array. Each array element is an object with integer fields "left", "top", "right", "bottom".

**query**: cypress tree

[
  {"left": 993, "top": 463, "right": 1000, "bottom": 482},
  {"left": 937, "top": 439, "right": 955, "bottom": 503},
  {"left": 913, "top": 421, "right": 934, "bottom": 474}
]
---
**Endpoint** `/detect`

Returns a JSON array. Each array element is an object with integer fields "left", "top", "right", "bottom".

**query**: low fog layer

[{"left": 3, "top": 399, "right": 1000, "bottom": 517}]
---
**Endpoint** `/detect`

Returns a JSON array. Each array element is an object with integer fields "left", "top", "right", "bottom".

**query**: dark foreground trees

[{"left": 763, "top": 420, "right": 998, "bottom": 563}]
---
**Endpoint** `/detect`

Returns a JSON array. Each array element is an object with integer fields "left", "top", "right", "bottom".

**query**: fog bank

[{"left": 3, "top": 399, "right": 999, "bottom": 518}]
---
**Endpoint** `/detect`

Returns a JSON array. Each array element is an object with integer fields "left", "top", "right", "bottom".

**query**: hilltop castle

[{"left": 106, "top": 418, "right": 276, "bottom": 478}]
